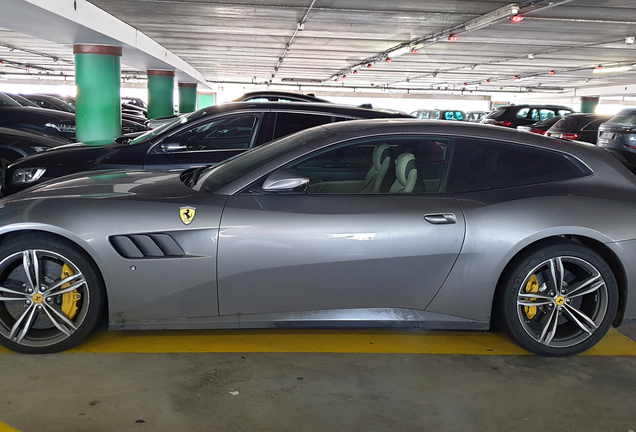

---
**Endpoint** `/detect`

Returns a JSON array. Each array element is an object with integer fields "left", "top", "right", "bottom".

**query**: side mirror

[
  {"left": 262, "top": 169, "right": 309, "bottom": 193},
  {"left": 159, "top": 142, "right": 187, "bottom": 153}
]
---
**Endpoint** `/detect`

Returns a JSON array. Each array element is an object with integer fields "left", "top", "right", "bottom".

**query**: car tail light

[
  {"left": 530, "top": 129, "right": 547, "bottom": 135},
  {"left": 491, "top": 120, "right": 512, "bottom": 126},
  {"left": 559, "top": 133, "right": 580, "bottom": 140}
]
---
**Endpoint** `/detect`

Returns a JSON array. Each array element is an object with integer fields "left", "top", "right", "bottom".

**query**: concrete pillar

[
  {"left": 580, "top": 96, "right": 599, "bottom": 114},
  {"left": 198, "top": 93, "right": 216, "bottom": 108},
  {"left": 178, "top": 83, "right": 197, "bottom": 114},
  {"left": 147, "top": 70, "right": 175, "bottom": 119},
  {"left": 73, "top": 44, "right": 122, "bottom": 145}
]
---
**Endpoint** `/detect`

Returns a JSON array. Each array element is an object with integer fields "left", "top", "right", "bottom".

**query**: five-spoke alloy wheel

[
  {"left": 0, "top": 234, "right": 104, "bottom": 354},
  {"left": 500, "top": 241, "right": 618, "bottom": 356}
]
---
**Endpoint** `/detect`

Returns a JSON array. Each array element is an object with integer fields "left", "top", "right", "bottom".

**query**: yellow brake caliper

[
  {"left": 60, "top": 264, "right": 81, "bottom": 319},
  {"left": 523, "top": 274, "right": 539, "bottom": 319}
]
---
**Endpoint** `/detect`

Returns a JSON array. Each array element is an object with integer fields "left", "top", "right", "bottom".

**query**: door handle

[{"left": 424, "top": 213, "right": 457, "bottom": 225}]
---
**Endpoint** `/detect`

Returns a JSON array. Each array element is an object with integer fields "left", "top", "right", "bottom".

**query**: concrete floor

[{"left": 2, "top": 326, "right": 636, "bottom": 431}]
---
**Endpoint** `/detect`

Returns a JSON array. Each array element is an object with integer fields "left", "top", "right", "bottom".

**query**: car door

[
  {"left": 143, "top": 112, "right": 266, "bottom": 170},
  {"left": 216, "top": 135, "right": 465, "bottom": 316}
]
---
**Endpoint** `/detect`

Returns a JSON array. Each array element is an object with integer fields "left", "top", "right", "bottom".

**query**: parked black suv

[
  {"left": 545, "top": 113, "right": 612, "bottom": 144},
  {"left": 3, "top": 102, "right": 412, "bottom": 195},
  {"left": 481, "top": 104, "right": 575, "bottom": 129}
]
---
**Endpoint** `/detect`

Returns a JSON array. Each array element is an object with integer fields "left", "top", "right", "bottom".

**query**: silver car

[{"left": 0, "top": 120, "right": 635, "bottom": 356}]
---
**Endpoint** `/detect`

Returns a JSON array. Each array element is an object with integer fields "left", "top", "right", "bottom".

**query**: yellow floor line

[
  {"left": 2, "top": 328, "right": 635, "bottom": 355},
  {"left": 0, "top": 421, "right": 20, "bottom": 432}
]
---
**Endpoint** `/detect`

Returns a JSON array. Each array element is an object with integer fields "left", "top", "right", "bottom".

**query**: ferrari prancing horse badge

[{"left": 180, "top": 206, "right": 196, "bottom": 225}]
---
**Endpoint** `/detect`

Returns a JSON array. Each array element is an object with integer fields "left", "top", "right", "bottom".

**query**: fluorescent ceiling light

[
  {"left": 592, "top": 65, "right": 633, "bottom": 74},
  {"left": 465, "top": 3, "right": 520, "bottom": 31},
  {"left": 387, "top": 46, "right": 412, "bottom": 58}
]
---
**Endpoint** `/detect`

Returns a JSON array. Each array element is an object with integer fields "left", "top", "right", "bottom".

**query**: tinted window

[
  {"left": 607, "top": 110, "right": 636, "bottom": 125},
  {"left": 516, "top": 108, "right": 530, "bottom": 119},
  {"left": 272, "top": 112, "right": 334, "bottom": 139},
  {"left": 0, "top": 93, "right": 20, "bottom": 107},
  {"left": 582, "top": 118, "right": 610, "bottom": 130},
  {"left": 487, "top": 107, "right": 506, "bottom": 119},
  {"left": 285, "top": 136, "right": 451, "bottom": 194},
  {"left": 539, "top": 109, "right": 557, "bottom": 121},
  {"left": 446, "top": 138, "right": 587, "bottom": 193},
  {"left": 159, "top": 115, "right": 259, "bottom": 152}
]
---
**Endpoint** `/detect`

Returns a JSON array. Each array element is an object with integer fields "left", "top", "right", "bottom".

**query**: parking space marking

[
  {"left": 1, "top": 328, "right": 635, "bottom": 355},
  {"left": 0, "top": 421, "right": 20, "bottom": 432}
]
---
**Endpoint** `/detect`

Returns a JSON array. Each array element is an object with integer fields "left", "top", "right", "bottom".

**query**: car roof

[
  {"left": 233, "top": 91, "right": 331, "bottom": 103},
  {"left": 317, "top": 119, "right": 599, "bottom": 156},
  {"left": 496, "top": 104, "right": 575, "bottom": 110},
  {"left": 198, "top": 101, "right": 412, "bottom": 118}
]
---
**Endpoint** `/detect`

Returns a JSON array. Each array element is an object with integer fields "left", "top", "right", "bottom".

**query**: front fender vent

[{"left": 110, "top": 234, "right": 185, "bottom": 259}]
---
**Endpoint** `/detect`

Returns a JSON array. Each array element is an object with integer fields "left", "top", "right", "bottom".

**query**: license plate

[{"left": 600, "top": 132, "right": 615, "bottom": 139}]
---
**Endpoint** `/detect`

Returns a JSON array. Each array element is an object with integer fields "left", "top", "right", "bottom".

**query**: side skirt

[{"left": 110, "top": 308, "right": 489, "bottom": 331}]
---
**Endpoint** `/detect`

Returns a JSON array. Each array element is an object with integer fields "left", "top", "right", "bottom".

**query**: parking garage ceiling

[{"left": 0, "top": 0, "right": 635, "bottom": 96}]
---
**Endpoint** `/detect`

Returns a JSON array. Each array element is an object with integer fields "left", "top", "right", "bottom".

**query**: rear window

[
  {"left": 607, "top": 110, "right": 636, "bottom": 125},
  {"left": 551, "top": 116, "right": 587, "bottom": 131},
  {"left": 486, "top": 107, "right": 506, "bottom": 119}
]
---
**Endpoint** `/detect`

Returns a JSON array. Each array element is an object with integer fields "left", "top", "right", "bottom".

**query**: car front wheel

[
  {"left": 500, "top": 241, "right": 618, "bottom": 356},
  {"left": 0, "top": 233, "right": 104, "bottom": 354}
]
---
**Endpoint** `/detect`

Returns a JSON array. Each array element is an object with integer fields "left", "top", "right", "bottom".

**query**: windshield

[
  {"left": 192, "top": 126, "right": 332, "bottom": 193},
  {"left": 129, "top": 114, "right": 189, "bottom": 145},
  {"left": 0, "top": 92, "right": 21, "bottom": 107}
]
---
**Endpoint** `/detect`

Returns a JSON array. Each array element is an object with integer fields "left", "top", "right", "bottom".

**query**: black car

[
  {"left": 0, "top": 127, "right": 68, "bottom": 173},
  {"left": 23, "top": 94, "right": 149, "bottom": 130},
  {"left": 0, "top": 92, "right": 76, "bottom": 140},
  {"left": 481, "top": 105, "right": 575, "bottom": 129},
  {"left": 516, "top": 116, "right": 563, "bottom": 135},
  {"left": 3, "top": 102, "right": 412, "bottom": 195},
  {"left": 21, "top": 94, "right": 75, "bottom": 113},
  {"left": 233, "top": 91, "right": 331, "bottom": 103},
  {"left": 545, "top": 113, "right": 613, "bottom": 144},
  {"left": 4, "top": 93, "right": 41, "bottom": 108},
  {"left": 597, "top": 109, "right": 636, "bottom": 153}
]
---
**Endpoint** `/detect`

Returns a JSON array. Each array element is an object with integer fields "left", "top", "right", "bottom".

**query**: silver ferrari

[{"left": 1, "top": 119, "right": 635, "bottom": 356}]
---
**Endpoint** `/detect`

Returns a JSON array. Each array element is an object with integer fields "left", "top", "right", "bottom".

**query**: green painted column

[
  {"left": 73, "top": 44, "right": 122, "bottom": 145},
  {"left": 198, "top": 93, "right": 216, "bottom": 108},
  {"left": 178, "top": 83, "right": 198, "bottom": 113},
  {"left": 147, "top": 70, "right": 175, "bottom": 119},
  {"left": 581, "top": 96, "right": 599, "bottom": 113}
]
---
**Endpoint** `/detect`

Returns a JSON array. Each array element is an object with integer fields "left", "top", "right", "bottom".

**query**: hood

[
  {"left": 0, "top": 105, "right": 75, "bottom": 122},
  {"left": 10, "top": 140, "right": 122, "bottom": 167},
  {"left": 3, "top": 169, "right": 195, "bottom": 203},
  {"left": 0, "top": 127, "right": 70, "bottom": 147}
]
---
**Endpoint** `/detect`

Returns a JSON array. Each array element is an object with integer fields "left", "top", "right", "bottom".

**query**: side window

[
  {"left": 558, "top": 109, "right": 573, "bottom": 116},
  {"left": 444, "top": 111, "right": 455, "bottom": 120},
  {"left": 272, "top": 112, "right": 333, "bottom": 140},
  {"left": 516, "top": 108, "right": 530, "bottom": 119},
  {"left": 582, "top": 119, "right": 606, "bottom": 130},
  {"left": 446, "top": 138, "right": 588, "bottom": 193},
  {"left": 455, "top": 111, "right": 465, "bottom": 121},
  {"left": 530, "top": 109, "right": 540, "bottom": 121},
  {"left": 284, "top": 136, "right": 451, "bottom": 194},
  {"left": 158, "top": 115, "right": 259, "bottom": 152},
  {"left": 539, "top": 109, "right": 555, "bottom": 121}
]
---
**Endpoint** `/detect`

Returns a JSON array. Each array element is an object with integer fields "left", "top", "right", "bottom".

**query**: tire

[
  {"left": 0, "top": 233, "right": 105, "bottom": 354},
  {"left": 499, "top": 241, "right": 618, "bottom": 357}
]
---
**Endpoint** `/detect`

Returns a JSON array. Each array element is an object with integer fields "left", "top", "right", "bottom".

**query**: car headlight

[{"left": 13, "top": 168, "right": 46, "bottom": 184}]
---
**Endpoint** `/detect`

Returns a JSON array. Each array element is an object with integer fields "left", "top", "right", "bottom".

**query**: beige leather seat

[
  {"left": 389, "top": 153, "right": 418, "bottom": 194},
  {"left": 361, "top": 144, "right": 390, "bottom": 193}
]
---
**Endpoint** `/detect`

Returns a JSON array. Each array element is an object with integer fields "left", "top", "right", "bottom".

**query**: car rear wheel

[
  {"left": 499, "top": 241, "right": 618, "bottom": 356},
  {"left": 0, "top": 233, "right": 104, "bottom": 354}
]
